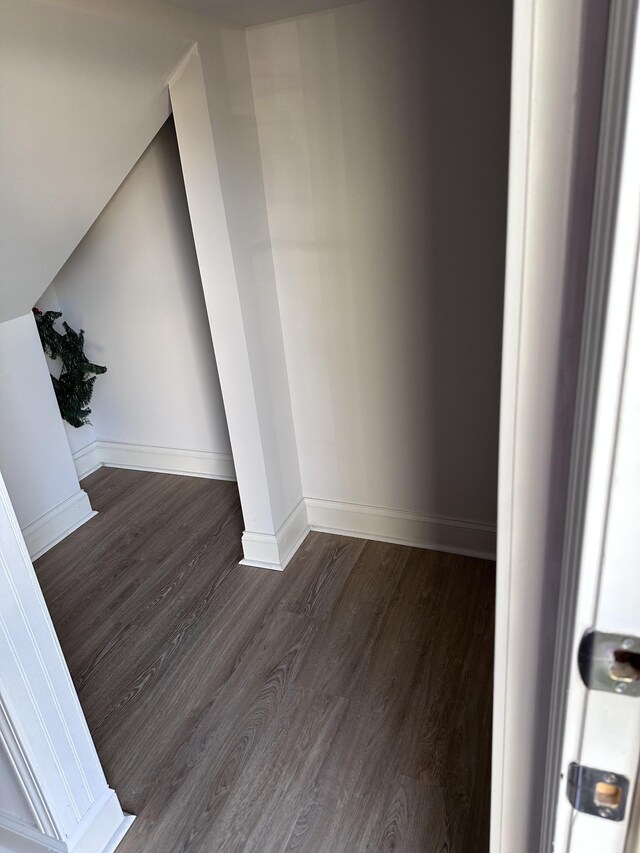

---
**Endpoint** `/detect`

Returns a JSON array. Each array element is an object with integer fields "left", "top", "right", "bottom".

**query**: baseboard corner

[
  {"left": 0, "top": 791, "right": 133, "bottom": 853},
  {"left": 241, "top": 499, "right": 309, "bottom": 571},
  {"left": 72, "top": 442, "right": 102, "bottom": 481},
  {"left": 66, "top": 789, "right": 133, "bottom": 853},
  {"left": 23, "top": 490, "right": 96, "bottom": 560}
]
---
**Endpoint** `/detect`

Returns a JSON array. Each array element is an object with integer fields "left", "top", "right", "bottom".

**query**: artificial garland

[{"left": 33, "top": 308, "right": 107, "bottom": 428}]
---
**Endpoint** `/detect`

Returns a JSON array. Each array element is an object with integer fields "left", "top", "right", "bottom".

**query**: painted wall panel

[
  {"left": 247, "top": 0, "right": 511, "bottom": 526},
  {"left": 46, "top": 118, "right": 232, "bottom": 460},
  {"left": 0, "top": 314, "right": 81, "bottom": 530}
]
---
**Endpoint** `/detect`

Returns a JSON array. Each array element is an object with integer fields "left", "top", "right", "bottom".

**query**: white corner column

[
  {"left": 170, "top": 46, "right": 308, "bottom": 571},
  {"left": 0, "top": 471, "right": 132, "bottom": 852}
]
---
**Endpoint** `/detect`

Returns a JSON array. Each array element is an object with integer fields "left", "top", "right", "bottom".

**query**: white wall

[
  {"left": 0, "top": 314, "right": 83, "bottom": 530},
  {"left": 45, "top": 117, "right": 232, "bottom": 465},
  {"left": 247, "top": 0, "right": 511, "bottom": 528},
  {"left": 1, "top": 0, "right": 306, "bottom": 568}
]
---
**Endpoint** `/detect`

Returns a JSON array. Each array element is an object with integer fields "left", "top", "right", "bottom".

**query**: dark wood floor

[{"left": 34, "top": 468, "right": 495, "bottom": 853}]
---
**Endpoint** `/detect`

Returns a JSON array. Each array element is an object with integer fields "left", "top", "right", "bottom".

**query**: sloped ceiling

[
  {"left": 158, "top": 0, "right": 366, "bottom": 27},
  {"left": 0, "top": 0, "right": 191, "bottom": 322}
]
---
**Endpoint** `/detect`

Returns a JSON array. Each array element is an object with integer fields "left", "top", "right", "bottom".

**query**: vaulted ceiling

[
  {"left": 0, "top": 0, "right": 190, "bottom": 322},
  {"left": 0, "top": 0, "right": 368, "bottom": 322}
]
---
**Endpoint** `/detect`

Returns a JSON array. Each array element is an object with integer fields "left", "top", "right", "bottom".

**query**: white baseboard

[
  {"left": 0, "top": 791, "right": 133, "bottom": 853},
  {"left": 66, "top": 789, "right": 133, "bottom": 853},
  {"left": 22, "top": 490, "right": 96, "bottom": 561},
  {"left": 241, "top": 499, "right": 309, "bottom": 571},
  {"left": 71, "top": 443, "right": 101, "bottom": 481},
  {"left": 69, "top": 443, "right": 495, "bottom": 560},
  {"left": 305, "top": 498, "right": 496, "bottom": 560},
  {"left": 73, "top": 441, "right": 236, "bottom": 482}
]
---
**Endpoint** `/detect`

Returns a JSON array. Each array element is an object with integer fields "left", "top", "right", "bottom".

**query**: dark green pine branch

[{"left": 33, "top": 308, "right": 107, "bottom": 428}]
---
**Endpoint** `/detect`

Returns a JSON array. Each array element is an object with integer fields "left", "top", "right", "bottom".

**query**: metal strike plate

[
  {"left": 578, "top": 631, "right": 640, "bottom": 696},
  {"left": 567, "top": 763, "right": 629, "bottom": 820}
]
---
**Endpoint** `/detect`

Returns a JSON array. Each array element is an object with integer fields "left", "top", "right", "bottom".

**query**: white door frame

[
  {"left": 543, "top": 1, "right": 640, "bottom": 848},
  {"left": 0, "top": 470, "right": 133, "bottom": 852},
  {"left": 491, "top": 0, "right": 619, "bottom": 851}
]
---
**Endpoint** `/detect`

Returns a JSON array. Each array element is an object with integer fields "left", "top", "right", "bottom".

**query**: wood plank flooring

[{"left": 34, "top": 468, "right": 495, "bottom": 852}]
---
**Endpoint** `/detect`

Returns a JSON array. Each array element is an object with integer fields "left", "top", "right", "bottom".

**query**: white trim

[
  {"left": 73, "top": 440, "right": 236, "bottom": 482},
  {"left": 0, "top": 794, "right": 133, "bottom": 853},
  {"left": 95, "top": 814, "right": 134, "bottom": 853},
  {"left": 72, "top": 439, "right": 496, "bottom": 564},
  {"left": 491, "top": 0, "right": 613, "bottom": 848},
  {"left": 492, "top": 0, "right": 536, "bottom": 848},
  {"left": 71, "top": 444, "right": 101, "bottom": 482},
  {"left": 542, "top": 2, "right": 639, "bottom": 848},
  {"left": 240, "top": 499, "right": 309, "bottom": 571},
  {"left": 0, "top": 470, "right": 132, "bottom": 853},
  {"left": 548, "top": 4, "right": 640, "bottom": 849},
  {"left": 0, "top": 701, "right": 52, "bottom": 836},
  {"left": 64, "top": 790, "right": 132, "bottom": 853},
  {"left": 0, "top": 814, "right": 64, "bottom": 852},
  {"left": 305, "top": 498, "right": 496, "bottom": 560},
  {"left": 21, "top": 491, "right": 96, "bottom": 561}
]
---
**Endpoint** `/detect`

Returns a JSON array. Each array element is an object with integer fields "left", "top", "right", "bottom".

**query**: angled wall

[
  {"left": 44, "top": 117, "right": 234, "bottom": 483},
  {"left": 0, "top": 0, "right": 191, "bottom": 322}
]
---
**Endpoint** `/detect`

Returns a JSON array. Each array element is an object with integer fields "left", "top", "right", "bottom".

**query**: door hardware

[
  {"left": 566, "top": 763, "right": 629, "bottom": 820},
  {"left": 578, "top": 631, "right": 640, "bottom": 696}
]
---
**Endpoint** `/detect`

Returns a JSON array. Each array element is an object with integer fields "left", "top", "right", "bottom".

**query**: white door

[{"left": 545, "top": 2, "right": 640, "bottom": 849}]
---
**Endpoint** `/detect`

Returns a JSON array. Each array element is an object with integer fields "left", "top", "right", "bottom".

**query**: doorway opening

[{"left": 0, "top": 0, "right": 519, "bottom": 849}]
